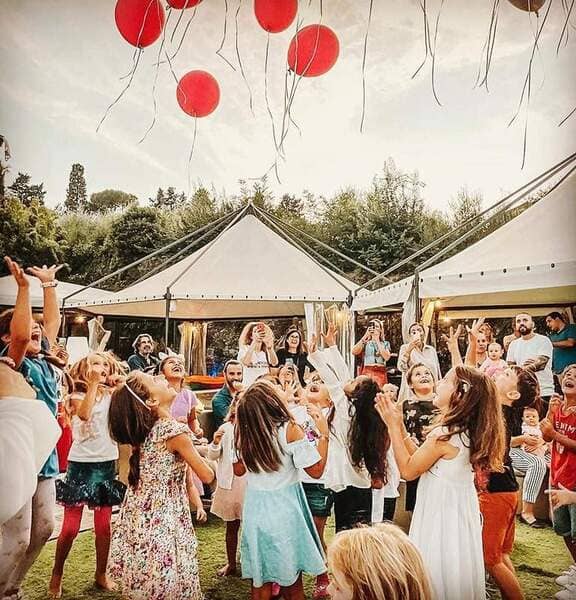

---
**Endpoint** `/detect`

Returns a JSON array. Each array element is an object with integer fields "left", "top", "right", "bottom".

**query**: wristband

[{"left": 41, "top": 281, "right": 58, "bottom": 288}]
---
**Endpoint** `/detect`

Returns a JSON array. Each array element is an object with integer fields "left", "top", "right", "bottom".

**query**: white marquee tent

[
  {"left": 0, "top": 276, "right": 112, "bottom": 309},
  {"left": 68, "top": 213, "right": 358, "bottom": 319},
  {"left": 353, "top": 171, "right": 576, "bottom": 315}
]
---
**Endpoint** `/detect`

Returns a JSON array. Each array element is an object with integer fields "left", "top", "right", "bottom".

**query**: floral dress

[{"left": 108, "top": 419, "right": 202, "bottom": 600}]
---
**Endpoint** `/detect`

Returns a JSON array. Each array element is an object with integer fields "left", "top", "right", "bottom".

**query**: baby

[
  {"left": 521, "top": 406, "right": 548, "bottom": 458},
  {"left": 479, "top": 342, "right": 507, "bottom": 378}
]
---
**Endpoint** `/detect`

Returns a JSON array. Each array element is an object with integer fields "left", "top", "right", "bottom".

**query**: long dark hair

[
  {"left": 280, "top": 327, "right": 304, "bottom": 354},
  {"left": 108, "top": 374, "right": 157, "bottom": 489},
  {"left": 235, "top": 381, "right": 293, "bottom": 473},
  {"left": 348, "top": 377, "right": 390, "bottom": 481}
]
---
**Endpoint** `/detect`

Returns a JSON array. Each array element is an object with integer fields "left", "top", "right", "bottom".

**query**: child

[
  {"left": 107, "top": 371, "right": 214, "bottom": 599},
  {"left": 376, "top": 365, "right": 506, "bottom": 600},
  {"left": 208, "top": 397, "right": 246, "bottom": 577},
  {"left": 0, "top": 258, "right": 63, "bottom": 600},
  {"left": 327, "top": 522, "right": 433, "bottom": 600},
  {"left": 233, "top": 381, "right": 329, "bottom": 600},
  {"left": 159, "top": 353, "right": 207, "bottom": 522},
  {"left": 541, "top": 364, "right": 576, "bottom": 579},
  {"left": 49, "top": 352, "right": 126, "bottom": 598},
  {"left": 479, "top": 342, "right": 508, "bottom": 379},
  {"left": 521, "top": 406, "right": 549, "bottom": 458}
]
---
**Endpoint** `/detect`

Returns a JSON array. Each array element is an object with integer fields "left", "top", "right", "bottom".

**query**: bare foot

[
  {"left": 48, "top": 574, "right": 63, "bottom": 599},
  {"left": 217, "top": 564, "right": 237, "bottom": 577},
  {"left": 95, "top": 574, "right": 117, "bottom": 591}
]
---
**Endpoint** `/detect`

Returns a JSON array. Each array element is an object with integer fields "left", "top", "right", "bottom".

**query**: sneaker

[
  {"left": 555, "top": 582, "right": 576, "bottom": 599},
  {"left": 557, "top": 565, "right": 576, "bottom": 587}
]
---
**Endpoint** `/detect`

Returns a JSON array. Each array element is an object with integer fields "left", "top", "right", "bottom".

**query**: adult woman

[
  {"left": 237, "top": 322, "right": 278, "bottom": 387},
  {"left": 465, "top": 321, "right": 493, "bottom": 368},
  {"left": 397, "top": 323, "right": 441, "bottom": 401},
  {"left": 402, "top": 363, "right": 438, "bottom": 511},
  {"left": 352, "top": 320, "right": 391, "bottom": 388},
  {"left": 276, "top": 327, "right": 311, "bottom": 387}
]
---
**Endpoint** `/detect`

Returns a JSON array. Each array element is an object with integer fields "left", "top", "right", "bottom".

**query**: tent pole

[
  {"left": 414, "top": 270, "right": 421, "bottom": 322},
  {"left": 164, "top": 288, "right": 172, "bottom": 350}
]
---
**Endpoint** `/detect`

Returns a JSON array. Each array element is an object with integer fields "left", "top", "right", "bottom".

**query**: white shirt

[
  {"left": 68, "top": 392, "right": 118, "bottom": 462},
  {"left": 237, "top": 345, "right": 270, "bottom": 386},
  {"left": 397, "top": 343, "right": 441, "bottom": 402},
  {"left": 207, "top": 422, "right": 237, "bottom": 490},
  {"left": 506, "top": 334, "right": 554, "bottom": 396}
]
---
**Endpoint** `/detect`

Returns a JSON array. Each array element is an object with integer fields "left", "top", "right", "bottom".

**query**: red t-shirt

[{"left": 551, "top": 405, "right": 576, "bottom": 490}]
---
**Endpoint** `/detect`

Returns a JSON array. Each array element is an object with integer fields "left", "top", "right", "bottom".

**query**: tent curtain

[
  {"left": 324, "top": 303, "right": 354, "bottom": 370},
  {"left": 87, "top": 317, "right": 111, "bottom": 352},
  {"left": 178, "top": 321, "right": 207, "bottom": 375},
  {"left": 401, "top": 280, "right": 418, "bottom": 343}
]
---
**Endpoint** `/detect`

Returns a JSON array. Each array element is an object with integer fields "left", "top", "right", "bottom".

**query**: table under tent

[{"left": 352, "top": 155, "right": 576, "bottom": 348}]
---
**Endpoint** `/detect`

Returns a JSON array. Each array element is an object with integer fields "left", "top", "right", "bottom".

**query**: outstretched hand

[
  {"left": 442, "top": 324, "right": 463, "bottom": 353},
  {"left": 26, "top": 263, "right": 64, "bottom": 284},
  {"left": 466, "top": 317, "right": 485, "bottom": 340},
  {"left": 308, "top": 333, "right": 318, "bottom": 354},
  {"left": 4, "top": 256, "right": 29, "bottom": 288},
  {"left": 374, "top": 392, "right": 403, "bottom": 429},
  {"left": 321, "top": 322, "right": 337, "bottom": 348}
]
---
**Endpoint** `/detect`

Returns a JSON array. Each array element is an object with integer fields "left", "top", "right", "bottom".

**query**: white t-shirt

[
  {"left": 237, "top": 345, "right": 270, "bottom": 386},
  {"left": 506, "top": 334, "right": 554, "bottom": 396}
]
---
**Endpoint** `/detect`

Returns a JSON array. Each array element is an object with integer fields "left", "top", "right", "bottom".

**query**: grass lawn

[{"left": 23, "top": 516, "right": 572, "bottom": 599}]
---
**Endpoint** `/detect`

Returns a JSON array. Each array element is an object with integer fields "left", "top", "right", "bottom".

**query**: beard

[{"left": 518, "top": 324, "right": 532, "bottom": 335}]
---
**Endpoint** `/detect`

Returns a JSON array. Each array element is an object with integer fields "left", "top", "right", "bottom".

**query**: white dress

[{"left": 409, "top": 427, "right": 485, "bottom": 600}]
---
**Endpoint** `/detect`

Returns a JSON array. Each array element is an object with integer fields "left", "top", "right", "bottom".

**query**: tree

[
  {"left": 86, "top": 189, "right": 137, "bottom": 214},
  {"left": 449, "top": 187, "right": 482, "bottom": 228},
  {"left": 149, "top": 187, "right": 186, "bottom": 210},
  {"left": 65, "top": 163, "right": 87, "bottom": 212},
  {"left": 0, "top": 134, "right": 12, "bottom": 199},
  {"left": 7, "top": 172, "right": 46, "bottom": 206}
]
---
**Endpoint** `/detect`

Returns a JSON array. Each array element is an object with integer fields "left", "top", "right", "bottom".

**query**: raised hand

[
  {"left": 442, "top": 324, "right": 463, "bottom": 353},
  {"left": 4, "top": 256, "right": 29, "bottom": 288},
  {"left": 306, "top": 403, "right": 329, "bottom": 436},
  {"left": 466, "top": 317, "right": 485, "bottom": 340},
  {"left": 321, "top": 322, "right": 337, "bottom": 348},
  {"left": 26, "top": 263, "right": 64, "bottom": 284},
  {"left": 374, "top": 392, "right": 403, "bottom": 429},
  {"left": 308, "top": 333, "right": 318, "bottom": 354}
]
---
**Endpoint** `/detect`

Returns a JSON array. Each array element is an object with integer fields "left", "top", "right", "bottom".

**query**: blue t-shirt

[
  {"left": 20, "top": 355, "right": 60, "bottom": 478},
  {"left": 549, "top": 324, "right": 576, "bottom": 374},
  {"left": 364, "top": 340, "right": 391, "bottom": 366}
]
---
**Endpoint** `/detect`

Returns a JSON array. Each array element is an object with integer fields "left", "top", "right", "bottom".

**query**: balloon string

[
  {"left": 119, "top": 47, "right": 140, "bottom": 81},
  {"left": 430, "top": 0, "right": 444, "bottom": 107},
  {"left": 216, "top": 0, "right": 237, "bottom": 71},
  {"left": 170, "top": 6, "right": 186, "bottom": 44},
  {"left": 234, "top": 0, "right": 254, "bottom": 114},
  {"left": 507, "top": 0, "right": 552, "bottom": 169},
  {"left": 96, "top": 48, "right": 143, "bottom": 133},
  {"left": 412, "top": 0, "right": 431, "bottom": 79},
  {"left": 169, "top": 6, "right": 198, "bottom": 60},
  {"left": 264, "top": 34, "right": 280, "bottom": 154},
  {"left": 475, "top": 0, "right": 500, "bottom": 92},
  {"left": 360, "top": 0, "right": 374, "bottom": 133},
  {"left": 558, "top": 104, "right": 576, "bottom": 127},
  {"left": 139, "top": 7, "right": 172, "bottom": 144},
  {"left": 557, "top": 0, "right": 575, "bottom": 53},
  {"left": 187, "top": 117, "right": 199, "bottom": 197}
]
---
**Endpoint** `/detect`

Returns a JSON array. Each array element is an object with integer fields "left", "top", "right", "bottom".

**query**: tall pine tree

[{"left": 65, "top": 163, "right": 87, "bottom": 212}]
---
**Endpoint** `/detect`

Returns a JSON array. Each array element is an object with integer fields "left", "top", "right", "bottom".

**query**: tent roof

[
  {"left": 353, "top": 171, "right": 576, "bottom": 311},
  {"left": 69, "top": 213, "right": 358, "bottom": 319},
  {"left": 0, "top": 276, "right": 113, "bottom": 309}
]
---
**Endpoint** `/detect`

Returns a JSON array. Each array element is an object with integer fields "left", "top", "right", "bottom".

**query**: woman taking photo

[
  {"left": 276, "top": 327, "right": 311, "bottom": 387},
  {"left": 352, "top": 319, "right": 392, "bottom": 388},
  {"left": 237, "top": 322, "right": 278, "bottom": 387}
]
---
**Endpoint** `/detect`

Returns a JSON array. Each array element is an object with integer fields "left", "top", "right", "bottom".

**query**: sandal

[{"left": 518, "top": 514, "right": 546, "bottom": 528}]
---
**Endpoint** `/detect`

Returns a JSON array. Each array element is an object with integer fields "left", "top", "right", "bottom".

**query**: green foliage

[
  {"left": 0, "top": 197, "right": 61, "bottom": 273},
  {"left": 65, "top": 163, "right": 87, "bottom": 212},
  {"left": 86, "top": 189, "right": 137, "bottom": 214},
  {"left": 449, "top": 186, "right": 483, "bottom": 228},
  {"left": 6, "top": 172, "right": 46, "bottom": 206},
  {"left": 149, "top": 187, "right": 186, "bottom": 210}
]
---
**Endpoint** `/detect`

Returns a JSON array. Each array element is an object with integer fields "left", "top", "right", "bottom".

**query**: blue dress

[{"left": 240, "top": 423, "right": 326, "bottom": 588}]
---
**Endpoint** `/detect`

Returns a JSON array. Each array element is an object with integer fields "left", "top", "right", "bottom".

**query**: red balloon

[
  {"left": 287, "top": 24, "right": 339, "bottom": 77},
  {"left": 167, "top": 0, "right": 203, "bottom": 8},
  {"left": 254, "top": 0, "right": 298, "bottom": 33},
  {"left": 176, "top": 71, "right": 220, "bottom": 118},
  {"left": 115, "top": 0, "right": 165, "bottom": 48}
]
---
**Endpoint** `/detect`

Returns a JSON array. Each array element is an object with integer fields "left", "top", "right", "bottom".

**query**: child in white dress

[{"left": 376, "top": 365, "right": 506, "bottom": 600}]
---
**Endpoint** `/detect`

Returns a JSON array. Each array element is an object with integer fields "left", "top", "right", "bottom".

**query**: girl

[
  {"left": 49, "top": 352, "right": 126, "bottom": 598},
  {"left": 308, "top": 325, "right": 397, "bottom": 533},
  {"left": 352, "top": 319, "right": 392, "bottom": 388},
  {"left": 238, "top": 322, "right": 278, "bottom": 386},
  {"left": 208, "top": 397, "right": 246, "bottom": 577},
  {"left": 376, "top": 365, "right": 506, "bottom": 600},
  {"left": 275, "top": 327, "right": 312, "bottom": 387},
  {"left": 397, "top": 323, "right": 441, "bottom": 401},
  {"left": 327, "top": 522, "right": 434, "bottom": 600},
  {"left": 234, "top": 381, "right": 329, "bottom": 600},
  {"left": 107, "top": 371, "right": 214, "bottom": 599},
  {"left": 403, "top": 363, "right": 438, "bottom": 512}
]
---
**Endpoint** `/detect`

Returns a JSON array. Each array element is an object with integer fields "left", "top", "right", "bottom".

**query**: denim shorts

[{"left": 302, "top": 483, "right": 335, "bottom": 518}]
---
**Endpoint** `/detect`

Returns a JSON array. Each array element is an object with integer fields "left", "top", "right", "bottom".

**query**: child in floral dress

[{"left": 107, "top": 370, "right": 214, "bottom": 600}]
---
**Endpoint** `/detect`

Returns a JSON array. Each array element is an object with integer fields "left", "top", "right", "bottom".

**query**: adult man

[
  {"left": 545, "top": 312, "right": 576, "bottom": 375},
  {"left": 127, "top": 333, "right": 159, "bottom": 372},
  {"left": 211, "top": 360, "right": 243, "bottom": 430},
  {"left": 507, "top": 313, "right": 554, "bottom": 407}
]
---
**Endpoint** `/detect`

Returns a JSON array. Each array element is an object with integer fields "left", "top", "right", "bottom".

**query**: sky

[{"left": 1, "top": 0, "right": 575, "bottom": 212}]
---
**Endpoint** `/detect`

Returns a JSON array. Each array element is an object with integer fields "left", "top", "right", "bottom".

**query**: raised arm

[
  {"left": 166, "top": 434, "right": 215, "bottom": 484},
  {"left": 4, "top": 258, "right": 32, "bottom": 369},
  {"left": 442, "top": 325, "right": 463, "bottom": 368},
  {"left": 26, "top": 264, "right": 64, "bottom": 345}
]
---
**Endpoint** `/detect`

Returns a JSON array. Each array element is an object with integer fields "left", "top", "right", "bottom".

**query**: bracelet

[{"left": 41, "top": 281, "right": 58, "bottom": 288}]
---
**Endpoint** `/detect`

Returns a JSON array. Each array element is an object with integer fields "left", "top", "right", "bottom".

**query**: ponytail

[{"left": 128, "top": 445, "right": 142, "bottom": 489}]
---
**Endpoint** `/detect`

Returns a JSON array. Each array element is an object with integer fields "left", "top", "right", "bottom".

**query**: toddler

[
  {"left": 479, "top": 342, "right": 507, "bottom": 378},
  {"left": 521, "top": 406, "right": 549, "bottom": 458}
]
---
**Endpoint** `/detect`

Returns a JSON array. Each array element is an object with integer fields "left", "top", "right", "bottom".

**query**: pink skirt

[
  {"left": 211, "top": 475, "right": 246, "bottom": 522},
  {"left": 361, "top": 364, "right": 388, "bottom": 388}
]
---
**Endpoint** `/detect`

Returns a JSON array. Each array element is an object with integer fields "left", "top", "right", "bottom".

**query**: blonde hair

[
  {"left": 68, "top": 351, "right": 124, "bottom": 393},
  {"left": 328, "top": 523, "right": 433, "bottom": 600}
]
